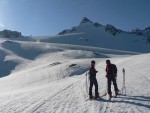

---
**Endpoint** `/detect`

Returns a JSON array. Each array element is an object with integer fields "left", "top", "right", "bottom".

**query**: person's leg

[
  {"left": 93, "top": 77, "right": 99, "bottom": 97},
  {"left": 107, "top": 77, "right": 112, "bottom": 97},
  {"left": 112, "top": 77, "right": 119, "bottom": 95},
  {"left": 89, "top": 79, "right": 94, "bottom": 98}
]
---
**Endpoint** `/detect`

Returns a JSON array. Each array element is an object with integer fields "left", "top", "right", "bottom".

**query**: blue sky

[{"left": 0, "top": 0, "right": 150, "bottom": 36}]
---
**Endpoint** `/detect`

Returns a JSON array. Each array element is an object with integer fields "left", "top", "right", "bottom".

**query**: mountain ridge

[
  {"left": 58, "top": 17, "right": 150, "bottom": 38},
  {"left": 32, "top": 17, "right": 150, "bottom": 53}
]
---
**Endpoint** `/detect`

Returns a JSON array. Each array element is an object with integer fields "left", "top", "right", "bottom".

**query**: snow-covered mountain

[
  {"left": 0, "top": 37, "right": 149, "bottom": 112},
  {"left": 59, "top": 17, "right": 150, "bottom": 37},
  {"left": 0, "top": 18, "right": 150, "bottom": 112},
  {"left": 32, "top": 17, "right": 150, "bottom": 53}
]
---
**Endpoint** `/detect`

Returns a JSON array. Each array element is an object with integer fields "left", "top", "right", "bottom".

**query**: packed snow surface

[{"left": 0, "top": 37, "right": 149, "bottom": 113}]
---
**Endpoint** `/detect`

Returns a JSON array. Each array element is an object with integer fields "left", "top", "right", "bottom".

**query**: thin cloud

[
  {"left": 0, "top": 23, "right": 4, "bottom": 28},
  {"left": 0, "top": 23, "right": 5, "bottom": 30}
]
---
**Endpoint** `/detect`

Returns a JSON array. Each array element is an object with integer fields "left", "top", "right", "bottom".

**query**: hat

[
  {"left": 91, "top": 60, "right": 96, "bottom": 64},
  {"left": 106, "top": 60, "right": 110, "bottom": 63}
]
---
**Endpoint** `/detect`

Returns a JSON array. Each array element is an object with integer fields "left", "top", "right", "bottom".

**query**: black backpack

[{"left": 111, "top": 64, "right": 117, "bottom": 76}]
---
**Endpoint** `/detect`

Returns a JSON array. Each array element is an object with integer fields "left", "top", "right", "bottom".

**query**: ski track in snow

[
  {"left": 0, "top": 66, "right": 150, "bottom": 113},
  {"left": 0, "top": 79, "right": 77, "bottom": 113},
  {"left": 0, "top": 63, "right": 150, "bottom": 113},
  {"left": 0, "top": 39, "right": 150, "bottom": 113}
]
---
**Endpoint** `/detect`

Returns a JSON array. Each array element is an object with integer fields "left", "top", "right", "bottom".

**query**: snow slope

[
  {"left": 0, "top": 37, "right": 149, "bottom": 113},
  {"left": 30, "top": 17, "right": 150, "bottom": 53}
]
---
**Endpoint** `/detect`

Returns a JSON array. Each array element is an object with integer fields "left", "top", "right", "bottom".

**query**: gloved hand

[{"left": 105, "top": 75, "right": 108, "bottom": 78}]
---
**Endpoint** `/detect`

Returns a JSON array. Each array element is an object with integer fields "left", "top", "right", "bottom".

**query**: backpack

[{"left": 111, "top": 64, "right": 117, "bottom": 76}]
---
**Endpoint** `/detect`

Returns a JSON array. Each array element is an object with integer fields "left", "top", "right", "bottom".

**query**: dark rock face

[
  {"left": 58, "top": 30, "right": 68, "bottom": 35},
  {"left": 147, "top": 37, "right": 150, "bottom": 43},
  {"left": 0, "top": 30, "right": 22, "bottom": 38},
  {"left": 80, "top": 17, "right": 93, "bottom": 24},
  {"left": 105, "top": 24, "right": 119, "bottom": 36},
  {"left": 145, "top": 27, "right": 150, "bottom": 30},
  {"left": 131, "top": 29, "right": 143, "bottom": 35},
  {"left": 70, "top": 28, "right": 77, "bottom": 32},
  {"left": 94, "top": 22, "right": 102, "bottom": 28},
  {"left": 58, "top": 28, "right": 77, "bottom": 35},
  {"left": 144, "top": 27, "right": 150, "bottom": 37}
]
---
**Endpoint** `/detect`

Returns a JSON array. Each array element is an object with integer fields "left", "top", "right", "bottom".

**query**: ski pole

[
  {"left": 122, "top": 68, "right": 126, "bottom": 95},
  {"left": 85, "top": 72, "right": 88, "bottom": 97}
]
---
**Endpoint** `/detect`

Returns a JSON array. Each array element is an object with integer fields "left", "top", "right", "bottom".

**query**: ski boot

[
  {"left": 89, "top": 95, "right": 93, "bottom": 99},
  {"left": 108, "top": 92, "right": 112, "bottom": 99},
  {"left": 94, "top": 94, "right": 100, "bottom": 99},
  {"left": 115, "top": 89, "right": 119, "bottom": 97}
]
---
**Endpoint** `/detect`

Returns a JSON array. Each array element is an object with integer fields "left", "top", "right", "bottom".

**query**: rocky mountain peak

[
  {"left": 105, "top": 24, "right": 119, "bottom": 36},
  {"left": 80, "top": 17, "right": 93, "bottom": 24},
  {"left": 145, "top": 27, "right": 150, "bottom": 31}
]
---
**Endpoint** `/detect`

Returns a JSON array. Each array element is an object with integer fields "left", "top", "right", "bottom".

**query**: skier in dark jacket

[
  {"left": 89, "top": 60, "right": 99, "bottom": 99},
  {"left": 105, "top": 60, "right": 119, "bottom": 98}
]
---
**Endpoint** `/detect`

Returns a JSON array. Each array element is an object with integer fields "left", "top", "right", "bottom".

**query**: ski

[{"left": 85, "top": 93, "right": 107, "bottom": 101}]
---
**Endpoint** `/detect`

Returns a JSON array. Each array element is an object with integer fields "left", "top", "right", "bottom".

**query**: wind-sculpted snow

[
  {"left": 0, "top": 53, "right": 149, "bottom": 113},
  {"left": 0, "top": 48, "right": 20, "bottom": 77},
  {"left": 0, "top": 39, "right": 138, "bottom": 77},
  {"left": 1, "top": 41, "right": 63, "bottom": 60},
  {"left": 0, "top": 37, "right": 149, "bottom": 113}
]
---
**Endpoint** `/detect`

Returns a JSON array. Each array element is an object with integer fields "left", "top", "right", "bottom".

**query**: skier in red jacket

[{"left": 105, "top": 60, "right": 119, "bottom": 98}]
